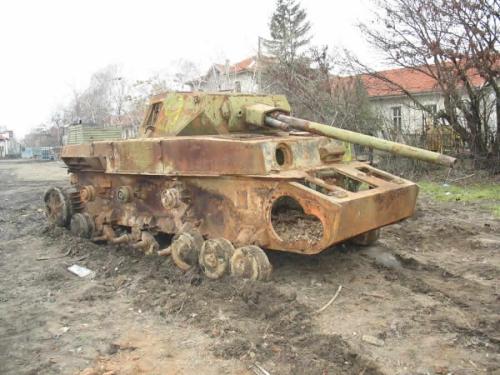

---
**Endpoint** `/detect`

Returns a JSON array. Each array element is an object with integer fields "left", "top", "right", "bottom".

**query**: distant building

[
  {"left": 187, "top": 56, "right": 264, "bottom": 93},
  {"left": 21, "top": 147, "right": 58, "bottom": 160},
  {"left": 0, "top": 129, "right": 21, "bottom": 158}
]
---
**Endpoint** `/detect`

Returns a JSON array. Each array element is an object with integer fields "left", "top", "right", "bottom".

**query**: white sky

[{"left": 0, "top": 0, "right": 378, "bottom": 137}]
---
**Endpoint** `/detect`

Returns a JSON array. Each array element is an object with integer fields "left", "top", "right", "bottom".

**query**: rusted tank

[{"left": 45, "top": 92, "right": 455, "bottom": 280}]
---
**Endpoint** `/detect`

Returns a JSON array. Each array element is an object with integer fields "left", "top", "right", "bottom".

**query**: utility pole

[{"left": 257, "top": 36, "right": 263, "bottom": 93}]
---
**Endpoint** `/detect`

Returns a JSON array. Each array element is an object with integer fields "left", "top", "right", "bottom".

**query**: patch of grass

[{"left": 418, "top": 181, "right": 500, "bottom": 217}]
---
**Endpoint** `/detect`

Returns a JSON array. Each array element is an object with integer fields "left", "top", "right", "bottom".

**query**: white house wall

[
  {"left": 486, "top": 90, "right": 498, "bottom": 135},
  {"left": 201, "top": 71, "right": 258, "bottom": 93},
  {"left": 370, "top": 90, "right": 497, "bottom": 137},
  {"left": 370, "top": 93, "right": 444, "bottom": 135},
  {"left": 0, "top": 137, "right": 21, "bottom": 157}
]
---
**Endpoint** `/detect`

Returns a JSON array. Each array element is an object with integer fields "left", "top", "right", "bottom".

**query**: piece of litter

[
  {"left": 314, "top": 285, "right": 342, "bottom": 314},
  {"left": 249, "top": 363, "right": 271, "bottom": 375},
  {"left": 445, "top": 192, "right": 451, "bottom": 195},
  {"left": 68, "top": 264, "right": 95, "bottom": 278},
  {"left": 362, "top": 334, "right": 385, "bottom": 347},
  {"left": 61, "top": 327, "right": 70, "bottom": 333}
]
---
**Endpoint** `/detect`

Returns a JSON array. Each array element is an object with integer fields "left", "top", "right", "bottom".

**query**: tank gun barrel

[{"left": 264, "top": 113, "right": 457, "bottom": 167}]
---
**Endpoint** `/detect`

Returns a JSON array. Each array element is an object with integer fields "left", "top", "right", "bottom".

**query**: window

[{"left": 392, "top": 106, "right": 402, "bottom": 132}]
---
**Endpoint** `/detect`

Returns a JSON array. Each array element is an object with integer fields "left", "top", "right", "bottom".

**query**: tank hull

[{"left": 62, "top": 134, "right": 418, "bottom": 255}]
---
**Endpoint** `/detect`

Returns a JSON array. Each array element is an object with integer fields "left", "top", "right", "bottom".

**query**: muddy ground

[{"left": 0, "top": 160, "right": 498, "bottom": 375}]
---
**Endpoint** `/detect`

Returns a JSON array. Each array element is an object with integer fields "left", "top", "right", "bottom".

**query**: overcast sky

[{"left": 0, "top": 0, "right": 379, "bottom": 137}]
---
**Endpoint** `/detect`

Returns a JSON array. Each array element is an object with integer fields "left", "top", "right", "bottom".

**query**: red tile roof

[
  {"left": 213, "top": 56, "right": 272, "bottom": 73},
  {"left": 230, "top": 56, "right": 257, "bottom": 73},
  {"left": 200, "top": 55, "right": 491, "bottom": 97},
  {"left": 353, "top": 65, "right": 486, "bottom": 98}
]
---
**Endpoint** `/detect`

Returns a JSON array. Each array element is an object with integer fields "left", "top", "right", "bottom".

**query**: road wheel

[
  {"left": 230, "top": 245, "right": 272, "bottom": 281},
  {"left": 170, "top": 231, "right": 203, "bottom": 271},
  {"left": 199, "top": 238, "right": 235, "bottom": 279},
  {"left": 70, "top": 213, "right": 94, "bottom": 238},
  {"left": 44, "top": 187, "right": 72, "bottom": 227}
]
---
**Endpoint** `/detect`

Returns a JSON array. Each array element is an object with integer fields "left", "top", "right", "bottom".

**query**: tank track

[{"left": 44, "top": 186, "right": 272, "bottom": 281}]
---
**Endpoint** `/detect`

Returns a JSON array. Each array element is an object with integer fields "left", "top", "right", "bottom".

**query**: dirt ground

[{"left": 0, "top": 160, "right": 498, "bottom": 375}]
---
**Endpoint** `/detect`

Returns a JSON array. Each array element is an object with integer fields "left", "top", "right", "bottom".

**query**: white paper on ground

[{"left": 68, "top": 264, "right": 95, "bottom": 278}]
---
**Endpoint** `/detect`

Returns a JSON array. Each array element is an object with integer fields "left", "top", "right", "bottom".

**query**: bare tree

[
  {"left": 446, "top": 0, "right": 500, "bottom": 155},
  {"left": 45, "top": 62, "right": 195, "bottom": 142},
  {"left": 356, "top": 0, "right": 499, "bottom": 162},
  {"left": 114, "top": 73, "right": 173, "bottom": 135},
  {"left": 264, "top": 42, "right": 381, "bottom": 134},
  {"left": 172, "top": 59, "right": 202, "bottom": 90},
  {"left": 49, "top": 109, "right": 65, "bottom": 146},
  {"left": 64, "top": 64, "right": 127, "bottom": 125}
]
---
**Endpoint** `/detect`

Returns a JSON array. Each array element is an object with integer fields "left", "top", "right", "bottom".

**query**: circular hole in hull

[
  {"left": 275, "top": 144, "right": 292, "bottom": 167},
  {"left": 270, "top": 196, "right": 323, "bottom": 245}
]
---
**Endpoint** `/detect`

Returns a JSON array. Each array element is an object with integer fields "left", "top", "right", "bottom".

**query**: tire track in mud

[
  {"left": 128, "top": 264, "right": 386, "bottom": 375},
  {"left": 378, "top": 206, "right": 499, "bottom": 338},
  {"left": 366, "top": 247, "right": 500, "bottom": 352}
]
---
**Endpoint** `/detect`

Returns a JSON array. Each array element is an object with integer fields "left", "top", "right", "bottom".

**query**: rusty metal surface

[
  {"left": 62, "top": 135, "right": 340, "bottom": 176},
  {"left": 58, "top": 91, "right": 445, "bottom": 257},
  {"left": 139, "top": 92, "right": 290, "bottom": 137},
  {"left": 63, "top": 134, "right": 417, "bottom": 254}
]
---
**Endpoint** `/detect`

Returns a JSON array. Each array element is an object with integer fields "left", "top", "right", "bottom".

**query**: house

[
  {"left": 328, "top": 64, "right": 499, "bottom": 154},
  {"left": 355, "top": 66, "right": 497, "bottom": 139},
  {"left": 187, "top": 56, "right": 263, "bottom": 93}
]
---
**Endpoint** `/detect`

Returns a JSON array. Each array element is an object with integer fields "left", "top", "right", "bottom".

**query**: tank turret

[{"left": 140, "top": 92, "right": 291, "bottom": 137}]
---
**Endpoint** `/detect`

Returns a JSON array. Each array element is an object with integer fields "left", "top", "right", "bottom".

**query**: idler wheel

[
  {"left": 199, "top": 238, "right": 235, "bottom": 279},
  {"left": 44, "top": 187, "right": 72, "bottom": 227},
  {"left": 350, "top": 229, "right": 380, "bottom": 246},
  {"left": 230, "top": 245, "right": 272, "bottom": 281},
  {"left": 161, "top": 188, "right": 181, "bottom": 209},
  {"left": 170, "top": 231, "right": 203, "bottom": 271},
  {"left": 70, "top": 213, "right": 95, "bottom": 238}
]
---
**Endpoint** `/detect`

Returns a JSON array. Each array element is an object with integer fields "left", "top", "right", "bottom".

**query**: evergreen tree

[{"left": 265, "top": 0, "right": 311, "bottom": 64}]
